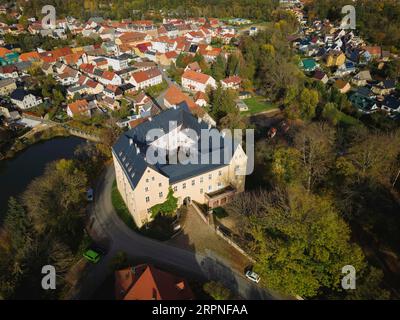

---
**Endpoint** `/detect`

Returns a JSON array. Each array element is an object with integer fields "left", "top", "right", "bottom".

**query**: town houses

[{"left": 288, "top": 3, "right": 400, "bottom": 118}]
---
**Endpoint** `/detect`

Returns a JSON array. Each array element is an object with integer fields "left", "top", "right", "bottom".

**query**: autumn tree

[
  {"left": 293, "top": 123, "right": 335, "bottom": 192},
  {"left": 231, "top": 187, "right": 366, "bottom": 298}
]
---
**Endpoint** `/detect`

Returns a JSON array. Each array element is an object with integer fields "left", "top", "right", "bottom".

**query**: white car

[{"left": 245, "top": 270, "right": 261, "bottom": 283}]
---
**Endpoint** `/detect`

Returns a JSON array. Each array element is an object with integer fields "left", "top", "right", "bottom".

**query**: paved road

[{"left": 78, "top": 165, "right": 283, "bottom": 300}]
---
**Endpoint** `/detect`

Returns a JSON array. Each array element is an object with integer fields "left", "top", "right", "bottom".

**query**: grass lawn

[
  {"left": 111, "top": 180, "right": 137, "bottom": 230},
  {"left": 242, "top": 97, "right": 277, "bottom": 115}
]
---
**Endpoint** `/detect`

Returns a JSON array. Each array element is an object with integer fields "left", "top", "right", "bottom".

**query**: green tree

[
  {"left": 151, "top": 188, "right": 178, "bottom": 218},
  {"left": 211, "top": 55, "right": 227, "bottom": 81},
  {"left": 299, "top": 88, "right": 319, "bottom": 121},
  {"left": 240, "top": 186, "right": 366, "bottom": 298},
  {"left": 203, "top": 281, "right": 232, "bottom": 300}
]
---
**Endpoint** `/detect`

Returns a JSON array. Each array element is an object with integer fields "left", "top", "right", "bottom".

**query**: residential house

[
  {"left": 194, "top": 91, "right": 208, "bottom": 107},
  {"left": 156, "top": 51, "right": 178, "bottom": 67},
  {"left": 0, "top": 65, "right": 18, "bottom": 79},
  {"left": 334, "top": 79, "right": 351, "bottom": 94},
  {"left": 372, "top": 80, "right": 396, "bottom": 96},
  {"left": 313, "top": 70, "right": 329, "bottom": 84},
  {"left": 325, "top": 51, "right": 346, "bottom": 67},
  {"left": 112, "top": 103, "right": 247, "bottom": 227},
  {"left": 104, "top": 84, "right": 123, "bottom": 100},
  {"left": 299, "top": 58, "right": 317, "bottom": 72},
  {"left": 10, "top": 89, "right": 43, "bottom": 110},
  {"left": 98, "top": 70, "right": 123, "bottom": 86},
  {"left": 352, "top": 70, "right": 372, "bottom": 87},
  {"left": 184, "top": 62, "right": 201, "bottom": 73},
  {"left": 105, "top": 54, "right": 130, "bottom": 71},
  {"left": 382, "top": 96, "right": 400, "bottom": 113},
  {"left": 163, "top": 85, "right": 197, "bottom": 110},
  {"left": 0, "top": 78, "right": 16, "bottom": 95},
  {"left": 115, "top": 264, "right": 194, "bottom": 300},
  {"left": 67, "top": 99, "right": 95, "bottom": 118},
  {"left": 349, "top": 92, "right": 378, "bottom": 114},
  {"left": 181, "top": 70, "right": 217, "bottom": 93},
  {"left": 130, "top": 68, "right": 163, "bottom": 89},
  {"left": 221, "top": 75, "right": 242, "bottom": 90},
  {"left": 334, "top": 61, "right": 356, "bottom": 77}
]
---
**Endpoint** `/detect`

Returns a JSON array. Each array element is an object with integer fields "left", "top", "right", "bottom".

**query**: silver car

[{"left": 245, "top": 270, "right": 261, "bottom": 283}]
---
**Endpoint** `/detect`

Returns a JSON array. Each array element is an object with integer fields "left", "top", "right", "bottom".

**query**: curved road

[{"left": 78, "top": 165, "right": 282, "bottom": 300}]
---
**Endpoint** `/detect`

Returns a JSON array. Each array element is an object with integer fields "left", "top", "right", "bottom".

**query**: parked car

[
  {"left": 245, "top": 270, "right": 261, "bottom": 283},
  {"left": 83, "top": 249, "right": 101, "bottom": 263},
  {"left": 87, "top": 188, "right": 94, "bottom": 202}
]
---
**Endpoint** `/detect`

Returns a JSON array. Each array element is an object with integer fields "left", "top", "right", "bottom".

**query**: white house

[
  {"left": 10, "top": 89, "right": 43, "bottom": 110},
  {"left": 181, "top": 70, "right": 216, "bottom": 93},
  {"left": 129, "top": 68, "right": 163, "bottom": 90}
]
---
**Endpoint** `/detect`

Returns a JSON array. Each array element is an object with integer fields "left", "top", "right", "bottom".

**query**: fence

[{"left": 191, "top": 202, "right": 255, "bottom": 263}]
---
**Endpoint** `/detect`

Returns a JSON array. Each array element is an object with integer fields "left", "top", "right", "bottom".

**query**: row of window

[{"left": 145, "top": 191, "right": 164, "bottom": 203}]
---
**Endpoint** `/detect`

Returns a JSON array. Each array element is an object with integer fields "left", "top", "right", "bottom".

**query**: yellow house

[
  {"left": 0, "top": 78, "right": 17, "bottom": 95},
  {"left": 112, "top": 105, "right": 248, "bottom": 227},
  {"left": 326, "top": 51, "right": 346, "bottom": 67}
]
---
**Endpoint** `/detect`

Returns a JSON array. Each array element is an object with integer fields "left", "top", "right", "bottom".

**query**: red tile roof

[
  {"left": 182, "top": 70, "right": 211, "bottom": 84},
  {"left": 131, "top": 68, "right": 162, "bottom": 84},
  {"left": 164, "top": 85, "right": 197, "bottom": 109},
  {"left": 115, "top": 264, "right": 194, "bottom": 300},
  {"left": 67, "top": 99, "right": 89, "bottom": 115}
]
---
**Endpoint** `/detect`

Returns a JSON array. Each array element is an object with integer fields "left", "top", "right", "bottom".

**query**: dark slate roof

[
  {"left": 10, "top": 88, "right": 29, "bottom": 101},
  {"left": 112, "top": 103, "right": 240, "bottom": 188},
  {"left": 383, "top": 96, "right": 400, "bottom": 110}
]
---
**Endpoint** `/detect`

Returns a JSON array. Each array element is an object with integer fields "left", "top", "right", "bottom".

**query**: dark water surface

[{"left": 0, "top": 137, "right": 85, "bottom": 222}]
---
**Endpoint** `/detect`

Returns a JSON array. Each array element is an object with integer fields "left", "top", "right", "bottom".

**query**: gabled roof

[
  {"left": 115, "top": 264, "right": 194, "bottom": 300},
  {"left": 182, "top": 70, "right": 211, "bottom": 84},
  {"left": 131, "top": 68, "right": 161, "bottom": 83},
  {"left": 164, "top": 85, "right": 197, "bottom": 109},
  {"left": 67, "top": 99, "right": 89, "bottom": 115},
  {"left": 10, "top": 89, "right": 31, "bottom": 101}
]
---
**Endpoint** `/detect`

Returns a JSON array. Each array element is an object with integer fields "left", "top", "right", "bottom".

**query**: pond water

[{"left": 0, "top": 136, "right": 85, "bottom": 222}]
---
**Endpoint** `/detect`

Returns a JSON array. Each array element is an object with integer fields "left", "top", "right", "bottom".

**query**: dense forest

[{"left": 1, "top": 0, "right": 279, "bottom": 21}]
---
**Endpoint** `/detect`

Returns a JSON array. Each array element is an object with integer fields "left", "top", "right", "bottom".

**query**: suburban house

[
  {"left": 112, "top": 104, "right": 248, "bottom": 227},
  {"left": 221, "top": 75, "right": 242, "bottom": 90},
  {"left": 194, "top": 91, "right": 208, "bottom": 107},
  {"left": 313, "top": 70, "right": 329, "bottom": 84},
  {"left": 0, "top": 78, "right": 17, "bottom": 95},
  {"left": 381, "top": 96, "right": 400, "bottom": 114},
  {"left": 130, "top": 68, "right": 163, "bottom": 89},
  {"left": 334, "top": 79, "right": 351, "bottom": 94},
  {"left": 325, "top": 51, "right": 346, "bottom": 67},
  {"left": 10, "top": 89, "right": 43, "bottom": 109},
  {"left": 67, "top": 99, "right": 95, "bottom": 118},
  {"left": 352, "top": 70, "right": 372, "bottom": 87},
  {"left": 164, "top": 85, "right": 197, "bottom": 110},
  {"left": 349, "top": 92, "right": 378, "bottom": 114},
  {"left": 184, "top": 61, "right": 201, "bottom": 73},
  {"left": 115, "top": 264, "right": 194, "bottom": 300},
  {"left": 181, "top": 70, "right": 216, "bottom": 93},
  {"left": 156, "top": 51, "right": 178, "bottom": 67},
  {"left": 372, "top": 80, "right": 396, "bottom": 96}
]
